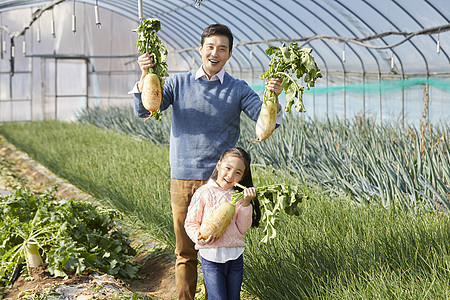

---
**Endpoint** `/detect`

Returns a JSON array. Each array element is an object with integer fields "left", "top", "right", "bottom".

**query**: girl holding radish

[{"left": 185, "top": 147, "right": 260, "bottom": 300}]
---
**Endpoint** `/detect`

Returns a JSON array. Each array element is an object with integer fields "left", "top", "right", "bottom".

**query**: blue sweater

[{"left": 134, "top": 71, "right": 262, "bottom": 180}]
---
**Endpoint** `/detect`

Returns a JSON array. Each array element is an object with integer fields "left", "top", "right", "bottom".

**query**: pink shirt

[{"left": 185, "top": 179, "right": 253, "bottom": 251}]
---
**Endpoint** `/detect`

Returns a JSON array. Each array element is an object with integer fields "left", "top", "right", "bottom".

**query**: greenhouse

[
  {"left": 0, "top": 1, "right": 449, "bottom": 299},
  {"left": 0, "top": 0, "right": 448, "bottom": 125}
]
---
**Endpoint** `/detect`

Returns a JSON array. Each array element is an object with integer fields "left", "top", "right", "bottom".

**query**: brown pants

[{"left": 170, "top": 179, "right": 208, "bottom": 300}]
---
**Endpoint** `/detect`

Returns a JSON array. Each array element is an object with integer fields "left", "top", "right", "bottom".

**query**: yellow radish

[
  {"left": 199, "top": 201, "right": 236, "bottom": 240},
  {"left": 141, "top": 72, "right": 162, "bottom": 114},
  {"left": 252, "top": 94, "right": 277, "bottom": 142}
]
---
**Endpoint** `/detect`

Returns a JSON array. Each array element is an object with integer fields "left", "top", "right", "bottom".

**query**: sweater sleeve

[
  {"left": 132, "top": 92, "right": 151, "bottom": 118},
  {"left": 239, "top": 80, "right": 263, "bottom": 122},
  {"left": 234, "top": 201, "right": 253, "bottom": 235},
  {"left": 184, "top": 188, "right": 206, "bottom": 244}
]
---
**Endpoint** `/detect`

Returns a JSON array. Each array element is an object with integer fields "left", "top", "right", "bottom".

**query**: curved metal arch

[
  {"left": 362, "top": 0, "right": 427, "bottom": 75},
  {"left": 1, "top": 0, "right": 448, "bottom": 77},
  {"left": 107, "top": 1, "right": 195, "bottom": 69},
  {"left": 223, "top": 1, "right": 280, "bottom": 82},
  {"left": 241, "top": 0, "right": 331, "bottom": 116},
  {"left": 267, "top": 0, "right": 337, "bottom": 115},
  {"left": 334, "top": 0, "right": 383, "bottom": 72},
  {"left": 392, "top": 0, "right": 449, "bottom": 63},
  {"left": 334, "top": 0, "right": 386, "bottom": 122},
  {"left": 165, "top": 4, "right": 248, "bottom": 76},
  {"left": 238, "top": 0, "right": 324, "bottom": 67},
  {"left": 210, "top": 2, "right": 267, "bottom": 73},
  {"left": 288, "top": 0, "right": 345, "bottom": 71},
  {"left": 187, "top": 2, "right": 263, "bottom": 74},
  {"left": 352, "top": 1, "right": 408, "bottom": 124},
  {"left": 243, "top": 1, "right": 331, "bottom": 89},
  {"left": 248, "top": 1, "right": 332, "bottom": 116},
  {"left": 157, "top": 8, "right": 216, "bottom": 70},
  {"left": 233, "top": 0, "right": 329, "bottom": 88},
  {"left": 424, "top": 0, "right": 450, "bottom": 23},
  {"left": 291, "top": 0, "right": 355, "bottom": 117},
  {"left": 154, "top": 15, "right": 198, "bottom": 70},
  {"left": 144, "top": 1, "right": 215, "bottom": 70},
  {"left": 311, "top": 2, "right": 367, "bottom": 71},
  {"left": 314, "top": 0, "right": 385, "bottom": 120},
  {"left": 152, "top": 11, "right": 204, "bottom": 69},
  {"left": 97, "top": 0, "right": 136, "bottom": 20}
]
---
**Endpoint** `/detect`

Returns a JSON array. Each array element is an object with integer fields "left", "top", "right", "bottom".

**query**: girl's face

[{"left": 215, "top": 155, "right": 246, "bottom": 190}]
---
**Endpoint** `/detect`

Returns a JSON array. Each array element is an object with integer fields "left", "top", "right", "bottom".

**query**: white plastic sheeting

[
  {"left": 0, "top": 0, "right": 448, "bottom": 124},
  {"left": 0, "top": 3, "right": 141, "bottom": 121}
]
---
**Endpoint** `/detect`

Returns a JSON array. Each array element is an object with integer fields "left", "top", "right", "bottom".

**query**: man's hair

[{"left": 201, "top": 24, "right": 234, "bottom": 52}]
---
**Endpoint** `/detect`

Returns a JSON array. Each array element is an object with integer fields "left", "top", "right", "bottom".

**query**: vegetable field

[{"left": 0, "top": 109, "right": 449, "bottom": 299}]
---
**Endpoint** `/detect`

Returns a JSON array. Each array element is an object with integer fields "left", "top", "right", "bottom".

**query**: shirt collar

[{"left": 195, "top": 66, "right": 225, "bottom": 84}]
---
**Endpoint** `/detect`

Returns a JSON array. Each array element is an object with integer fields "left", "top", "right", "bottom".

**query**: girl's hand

[
  {"left": 242, "top": 187, "right": 256, "bottom": 207},
  {"left": 197, "top": 232, "right": 219, "bottom": 245}
]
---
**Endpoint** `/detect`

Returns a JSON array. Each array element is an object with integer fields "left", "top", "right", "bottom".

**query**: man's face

[{"left": 199, "top": 35, "right": 232, "bottom": 78}]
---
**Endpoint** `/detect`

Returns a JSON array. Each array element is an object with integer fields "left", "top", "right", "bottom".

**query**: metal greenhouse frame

[{"left": 0, "top": 0, "right": 449, "bottom": 126}]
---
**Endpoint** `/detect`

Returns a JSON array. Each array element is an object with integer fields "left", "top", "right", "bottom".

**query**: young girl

[{"left": 184, "top": 147, "right": 261, "bottom": 300}]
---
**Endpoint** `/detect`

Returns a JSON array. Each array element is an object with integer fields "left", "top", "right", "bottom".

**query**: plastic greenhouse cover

[{"left": 0, "top": 0, "right": 448, "bottom": 124}]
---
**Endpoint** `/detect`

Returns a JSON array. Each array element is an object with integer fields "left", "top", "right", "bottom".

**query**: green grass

[
  {"left": 77, "top": 106, "right": 450, "bottom": 213},
  {"left": 1, "top": 120, "right": 449, "bottom": 299},
  {"left": 244, "top": 192, "right": 449, "bottom": 299}
]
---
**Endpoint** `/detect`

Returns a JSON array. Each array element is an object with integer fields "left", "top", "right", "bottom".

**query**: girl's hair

[
  {"left": 201, "top": 24, "right": 234, "bottom": 52},
  {"left": 210, "top": 147, "right": 261, "bottom": 227}
]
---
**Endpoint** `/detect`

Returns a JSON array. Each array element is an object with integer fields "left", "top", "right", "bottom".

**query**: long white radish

[
  {"left": 141, "top": 73, "right": 162, "bottom": 114},
  {"left": 252, "top": 93, "right": 277, "bottom": 142}
]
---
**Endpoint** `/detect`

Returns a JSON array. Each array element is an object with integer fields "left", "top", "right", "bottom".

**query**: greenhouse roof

[{"left": 0, "top": 0, "right": 449, "bottom": 76}]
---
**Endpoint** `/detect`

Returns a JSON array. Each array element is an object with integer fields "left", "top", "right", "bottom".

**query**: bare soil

[{"left": 0, "top": 135, "right": 178, "bottom": 300}]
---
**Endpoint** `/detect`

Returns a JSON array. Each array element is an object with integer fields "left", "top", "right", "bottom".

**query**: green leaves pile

[
  {"left": 233, "top": 183, "right": 303, "bottom": 243},
  {"left": 133, "top": 18, "right": 169, "bottom": 83},
  {"left": 260, "top": 43, "right": 322, "bottom": 113},
  {"left": 0, "top": 186, "right": 137, "bottom": 287}
]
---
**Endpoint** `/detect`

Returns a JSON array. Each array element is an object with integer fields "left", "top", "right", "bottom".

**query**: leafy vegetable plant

[
  {"left": 261, "top": 43, "right": 322, "bottom": 113},
  {"left": 0, "top": 186, "right": 138, "bottom": 288},
  {"left": 254, "top": 43, "right": 322, "bottom": 142},
  {"left": 234, "top": 182, "right": 303, "bottom": 243},
  {"left": 133, "top": 18, "right": 169, "bottom": 121}
]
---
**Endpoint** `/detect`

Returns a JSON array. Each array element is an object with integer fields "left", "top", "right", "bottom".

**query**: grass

[
  {"left": 244, "top": 192, "right": 449, "bottom": 299},
  {"left": 78, "top": 106, "right": 450, "bottom": 213},
  {"left": 0, "top": 120, "right": 449, "bottom": 299}
]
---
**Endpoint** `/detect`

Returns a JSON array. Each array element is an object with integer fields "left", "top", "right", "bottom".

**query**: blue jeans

[{"left": 200, "top": 254, "right": 244, "bottom": 300}]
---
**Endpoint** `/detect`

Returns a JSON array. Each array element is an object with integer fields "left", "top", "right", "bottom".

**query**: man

[{"left": 132, "top": 24, "right": 283, "bottom": 300}]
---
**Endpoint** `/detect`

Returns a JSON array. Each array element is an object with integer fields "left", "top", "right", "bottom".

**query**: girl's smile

[{"left": 215, "top": 155, "right": 245, "bottom": 190}]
